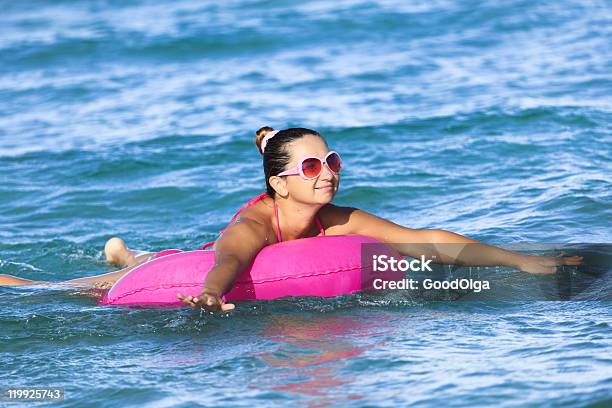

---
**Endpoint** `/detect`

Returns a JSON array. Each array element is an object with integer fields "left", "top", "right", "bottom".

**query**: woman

[{"left": 0, "top": 127, "right": 582, "bottom": 310}]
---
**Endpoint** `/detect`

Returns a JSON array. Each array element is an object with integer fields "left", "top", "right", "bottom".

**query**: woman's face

[{"left": 277, "top": 134, "right": 340, "bottom": 205}]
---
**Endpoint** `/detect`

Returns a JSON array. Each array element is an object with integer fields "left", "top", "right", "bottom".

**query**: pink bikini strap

[
  {"left": 201, "top": 241, "right": 215, "bottom": 250},
  {"left": 202, "top": 192, "right": 325, "bottom": 249},
  {"left": 274, "top": 200, "right": 283, "bottom": 242},
  {"left": 316, "top": 216, "right": 325, "bottom": 236},
  {"left": 274, "top": 200, "right": 325, "bottom": 242}
]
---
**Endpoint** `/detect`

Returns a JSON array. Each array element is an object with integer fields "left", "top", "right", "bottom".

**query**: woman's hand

[
  {"left": 517, "top": 254, "right": 583, "bottom": 274},
  {"left": 177, "top": 289, "right": 235, "bottom": 312}
]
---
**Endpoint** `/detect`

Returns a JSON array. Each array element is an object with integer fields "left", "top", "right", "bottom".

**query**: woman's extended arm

[
  {"left": 177, "top": 216, "right": 268, "bottom": 310},
  {"left": 333, "top": 207, "right": 582, "bottom": 274}
]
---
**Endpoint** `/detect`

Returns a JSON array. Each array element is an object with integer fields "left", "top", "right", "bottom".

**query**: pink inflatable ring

[{"left": 100, "top": 235, "right": 401, "bottom": 307}]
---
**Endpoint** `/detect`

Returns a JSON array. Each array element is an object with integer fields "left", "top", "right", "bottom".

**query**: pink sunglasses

[{"left": 277, "top": 151, "right": 343, "bottom": 180}]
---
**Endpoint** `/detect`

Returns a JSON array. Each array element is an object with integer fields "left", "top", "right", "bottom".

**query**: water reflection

[{"left": 258, "top": 313, "right": 387, "bottom": 406}]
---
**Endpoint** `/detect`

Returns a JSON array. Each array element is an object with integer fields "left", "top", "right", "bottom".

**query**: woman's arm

[
  {"left": 178, "top": 216, "right": 268, "bottom": 310},
  {"left": 331, "top": 206, "right": 582, "bottom": 274}
]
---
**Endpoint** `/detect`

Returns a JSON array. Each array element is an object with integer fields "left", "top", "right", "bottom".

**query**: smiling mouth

[{"left": 316, "top": 185, "right": 333, "bottom": 190}]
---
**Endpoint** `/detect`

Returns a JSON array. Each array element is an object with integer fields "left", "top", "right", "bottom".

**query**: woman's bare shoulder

[
  {"left": 318, "top": 203, "right": 361, "bottom": 235},
  {"left": 319, "top": 203, "right": 404, "bottom": 238},
  {"left": 230, "top": 196, "right": 278, "bottom": 243}
]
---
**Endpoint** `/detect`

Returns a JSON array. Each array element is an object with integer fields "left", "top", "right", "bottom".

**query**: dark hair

[{"left": 255, "top": 127, "right": 325, "bottom": 197}]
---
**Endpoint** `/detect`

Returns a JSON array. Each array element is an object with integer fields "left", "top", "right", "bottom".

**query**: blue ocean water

[{"left": 1, "top": 0, "right": 611, "bottom": 406}]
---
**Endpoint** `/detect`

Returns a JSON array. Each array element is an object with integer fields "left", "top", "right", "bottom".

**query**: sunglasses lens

[
  {"left": 302, "top": 158, "right": 322, "bottom": 178},
  {"left": 326, "top": 152, "right": 342, "bottom": 173}
]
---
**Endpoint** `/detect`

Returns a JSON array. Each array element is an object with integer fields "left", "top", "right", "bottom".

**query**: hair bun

[{"left": 255, "top": 126, "right": 276, "bottom": 155}]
